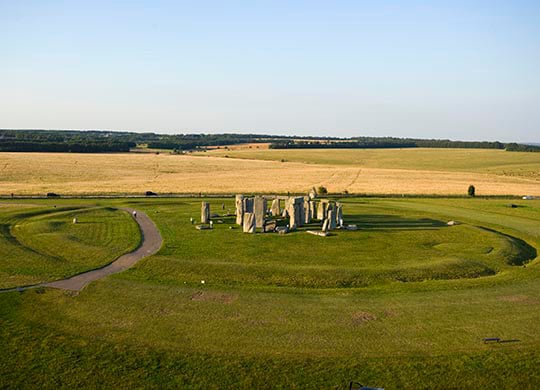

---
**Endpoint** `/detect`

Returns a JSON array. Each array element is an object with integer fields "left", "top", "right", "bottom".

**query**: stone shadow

[{"left": 344, "top": 214, "right": 447, "bottom": 231}]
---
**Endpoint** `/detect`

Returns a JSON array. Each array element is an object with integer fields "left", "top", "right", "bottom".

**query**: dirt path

[{"left": 3, "top": 208, "right": 162, "bottom": 293}]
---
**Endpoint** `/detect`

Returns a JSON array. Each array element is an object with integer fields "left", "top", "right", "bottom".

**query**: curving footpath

[{"left": 3, "top": 208, "right": 162, "bottom": 293}]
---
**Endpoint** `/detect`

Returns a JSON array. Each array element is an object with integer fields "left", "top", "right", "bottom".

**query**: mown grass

[
  {"left": 0, "top": 197, "right": 539, "bottom": 388},
  {"left": 0, "top": 205, "right": 140, "bottom": 289},
  {"left": 117, "top": 199, "right": 533, "bottom": 288}
]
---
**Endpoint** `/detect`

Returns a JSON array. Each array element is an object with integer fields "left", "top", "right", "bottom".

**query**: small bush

[{"left": 468, "top": 185, "right": 476, "bottom": 197}]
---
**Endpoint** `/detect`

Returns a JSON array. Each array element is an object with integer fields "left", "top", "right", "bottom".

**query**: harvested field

[
  {"left": 204, "top": 142, "right": 271, "bottom": 150},
  {"left": 0, "top": 151, "right": 539, "bottom": 196},
  {"left": 200, "top": 147, "right": 540, "bottom": 178}
]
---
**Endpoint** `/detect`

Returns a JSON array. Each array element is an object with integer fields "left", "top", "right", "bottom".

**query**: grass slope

[
  {"left": 0, "top": 197, "right": 539, "bottom": 388},
  {"left": 0, "top": 205, "right": 141, "bottom": 289},
  {"left": 119, "top": 199, "right": 532, "bottom": 288}
]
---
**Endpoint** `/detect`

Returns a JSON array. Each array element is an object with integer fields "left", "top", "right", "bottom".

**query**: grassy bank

[{"left": 0, "top": 197, "right": 539, "bottom": 388}]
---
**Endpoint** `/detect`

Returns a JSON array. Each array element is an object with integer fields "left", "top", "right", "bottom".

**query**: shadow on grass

[
  {"left": 345, "top": 214, "right": 447, "bottom": 231},
  {"left": 257, "top": 214, "right": 447, "bottom": 232},
  {"left": 476, "top": 226, "right": 537, "bottom": 266}
]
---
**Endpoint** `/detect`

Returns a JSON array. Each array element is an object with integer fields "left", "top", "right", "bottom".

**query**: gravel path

[{"left": 2, "top": 208, "right": 162, "bottom": 293}]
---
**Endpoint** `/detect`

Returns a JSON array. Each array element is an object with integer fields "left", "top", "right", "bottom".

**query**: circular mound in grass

[
  {"left": 1, "top": 206, "right": 140, "bottom": 289},
  {"left": 133, "top": 201, "right": 536, "bottom": 289}
]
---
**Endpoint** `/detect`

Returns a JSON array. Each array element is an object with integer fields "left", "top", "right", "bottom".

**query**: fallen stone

[
  {"left": 275, "top": 226, "right": 289, "bottom": 234},
  {"left": 263, "top": 220, "right": 277, "bottom": 233},
  {"left": 306, "top": 230, "right": 328, "bottom": 237}
]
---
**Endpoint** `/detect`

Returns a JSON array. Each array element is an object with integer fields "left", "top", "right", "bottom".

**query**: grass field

[
  {"left": 0, "top": 148, "right": 539, "bottom": 196},
  {"left": 1, "top": 197, "right": 539, "bottom": 388},
  {"left": 201, "top": 147, "right": 540, "bottom": 177},
  {"left": 0, "top": 205, "right": 140, "bottom": 289}
]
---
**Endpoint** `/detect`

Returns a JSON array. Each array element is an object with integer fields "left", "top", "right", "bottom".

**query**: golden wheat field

[{"left": 0, "top": 150, "right": 538, "bottom": 195}]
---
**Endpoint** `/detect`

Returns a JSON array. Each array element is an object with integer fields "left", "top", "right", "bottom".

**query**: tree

[
  {"left": 317, "top": 186, "right": 328, "bottom": 195},
  {"left": 468, "top": 185, "right": 476, "bottom": 197}
]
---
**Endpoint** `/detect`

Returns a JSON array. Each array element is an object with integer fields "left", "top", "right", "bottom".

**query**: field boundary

[{"left": 0, "top": 193, "right": 530, "bottom": 199}]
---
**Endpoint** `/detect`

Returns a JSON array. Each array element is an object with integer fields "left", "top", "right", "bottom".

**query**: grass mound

[
  {"left": 1, "top": 197, "right": 539, "bottom": 388},
  {"left": 121, "top": 200, "right": 530, "bottom": 288},
  {"left": 0, "top": 206, "right": 141, "bottom": 289}
]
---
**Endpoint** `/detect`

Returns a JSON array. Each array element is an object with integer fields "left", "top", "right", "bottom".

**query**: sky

[{"left": 1, "top": 0, "right": 539, "bottom": 142}]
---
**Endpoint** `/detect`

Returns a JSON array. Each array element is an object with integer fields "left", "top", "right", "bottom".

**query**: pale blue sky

[{"left": 1, "top": 1, "right": 539, "bottom": 142}]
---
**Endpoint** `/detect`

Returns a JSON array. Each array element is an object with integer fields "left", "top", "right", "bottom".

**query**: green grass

[
  {"left": 200, "top": 147, "right": 540, "bottom": 178},
  {"left": 0, "top": 205, "right": 141, "bottom": 289},
  {"left": 118, "top": 199, "right": 533, "bottom": 288},
  {"left": 1, "top": 197, "right": 539, "bottom": 388}
]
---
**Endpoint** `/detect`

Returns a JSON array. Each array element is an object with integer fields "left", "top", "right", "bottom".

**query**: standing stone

[
  {"left": 235, "top": 194, "right": 244, "bottom": 225},
  {"left": 243, "top": 197, "right": 254, "bottom": 213},
  {"left": 336, "top": 203, "right": 344, "bottom": 227},
  {"left": 303, "top": 196, "right": 312, "bottom": 224},
  {"left": 309, "top": 187, "right": 317, "bottom": 199},
  {"left": 317, "top": 199, "right": 329, "bottom": 220},
  {"left": 287, "top": 198, "right": 296, "bottom": 229},
  {"left": 322, "top": 219, "right": 329, "bottom": 232},
  {"left": 271, "top": 198, "right": 281, "bottom": 217},
  {"left": 288, "top": 197, "right": 304, "bottom": 229},
  {"left": 328, "top": 209, "right": 337, "bottom": 230},
  {"left": 282, "top": 206, "right": 288, "bottom": 218},
  {"left": 254, "top": 196, "right": 267, "bottom": 228},
  {"left": 243, "top": 212, "right": 256, "bottom": 233},
  {"left": 201, "top": 202, "right": 210, "bottom": 224},
  {"left": 297, "top": 197, "right": 305, "bottom": 227}
]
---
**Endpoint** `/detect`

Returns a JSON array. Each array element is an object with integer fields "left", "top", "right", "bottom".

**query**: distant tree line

[
  {"left": 146, "top": 134, "right": 267, "bottom": 150},
  {"left": 504, "top": 143, "right": 540, "bottom": 152},
  {"left": 0, "top": 130, "right": 275, "bottom": 153},
  {"left": 0, "top": 141, "right": 134, "bottom": 153},
  {"left": 270, "top": 139, "right": 417, "bottom": 149},
  {"left": 269, "top": 138, "right": 509, "bottom": 150},
  {"left": 0, "top": 129, "right": 537, "bottom": 153},
  {"left": 0, "top": 130, "right": 135, "bottom": 153}
]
